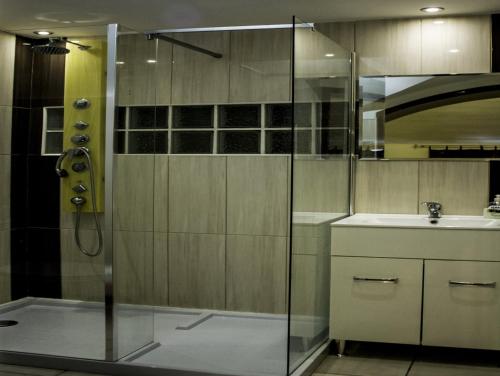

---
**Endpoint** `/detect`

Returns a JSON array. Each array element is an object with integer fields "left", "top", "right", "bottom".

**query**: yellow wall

[{"left": 62, "top": 39, "right": 106, "bottom": 212}]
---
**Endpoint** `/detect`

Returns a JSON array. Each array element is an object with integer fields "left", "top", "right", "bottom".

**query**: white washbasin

[{"left": 332, "top": 213, "right": 500, "bottom": 230}]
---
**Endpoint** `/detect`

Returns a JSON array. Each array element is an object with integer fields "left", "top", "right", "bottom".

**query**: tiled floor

[
  {"left": 313, "top": 342, "right": 500, "bottom": 376},
  {"left": 0, "top": 363, "right": 108, "bottom": 376}
]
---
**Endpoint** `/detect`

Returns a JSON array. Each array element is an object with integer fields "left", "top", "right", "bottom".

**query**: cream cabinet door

[
  {"left": 423, "top": 260, "right": 500, "bottom": 350},
  {"left": 330, "top": 256, "right": 423, "bottom": 344},
  {"left": 421, "top": 16, "right": 491, "bottom": 74}
]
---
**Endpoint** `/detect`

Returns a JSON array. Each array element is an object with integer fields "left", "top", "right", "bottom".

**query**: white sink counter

[{"left": 332, "top": 213, "right": 500, "bottom": 231}]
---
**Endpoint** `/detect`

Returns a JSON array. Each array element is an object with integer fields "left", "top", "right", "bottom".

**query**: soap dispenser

[{"left": 484, "top": 194, "right": 500, "bottom": 219}]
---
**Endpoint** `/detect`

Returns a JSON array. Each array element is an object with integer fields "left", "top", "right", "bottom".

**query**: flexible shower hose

[{"left": 74, "top": 148, "right": 103, "bottom": 257}]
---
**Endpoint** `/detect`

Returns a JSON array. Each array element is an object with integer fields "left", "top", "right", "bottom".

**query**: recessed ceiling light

[
  {"left": 433, "top": 20, "right": 445, "bottom": 24},
  {"left": 449, "top": 48, "right": 460, "bottom": 53},
  {"left": 325, "top": 53, "right": 335, "bottom": 57},
  {"left": 116, "top": 61, "right": 125, "bottom": 65},
  {"left": 69, "top": 40, "right": 80, "bottom": 44},
  {"left": 420, "top": 7, "right": 444, "bottom": 13},
  {"left": 33, "top": 31, "right": 53, "bottom": 36},
  {"left": 146, "top": 59, "right": 157, "bottom": 64}
]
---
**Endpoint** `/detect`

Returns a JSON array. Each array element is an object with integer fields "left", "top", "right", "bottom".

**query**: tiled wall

[
  {"left": 0, "top": 31, "right": 15, "bottom": 303},
  {"left": 61, "top": 155, "right": 350, "bottom": 313},
  {"left": 355, "top": 160, "right": 490, "bottom": 215}
]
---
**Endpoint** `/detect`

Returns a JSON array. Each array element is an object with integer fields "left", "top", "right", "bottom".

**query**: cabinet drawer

[
  {"left": 423, "top": 260, "right": 500, "bottom": 350},
  {"left": 330, "top": 256, "right": 423, "bottom": 344}
]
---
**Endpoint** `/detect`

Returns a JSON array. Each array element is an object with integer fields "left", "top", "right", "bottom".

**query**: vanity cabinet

[
  {"left": 330, "top": 219, "right": 500, "bottom": 350},
  {"left": 423, "top": 260, "right": 500, "bottom": 350},
  {"left": 331, "top": 256, "right": 422, "bottom": 344}
]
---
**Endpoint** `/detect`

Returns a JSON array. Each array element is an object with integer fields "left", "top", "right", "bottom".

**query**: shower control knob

[
  {"left": 72, "top": 184, "right": 87, "bottom": 194},
  {"left": 71, "top": 196, "right": 86, "bottom": 207},
  {"left": 72, "top": 162, "right": 87, "bottom": 173},
  {"left": 71, "top": 134, "right": 90, "bottom": 145},
  {"left": 73, "top": 98, "right": 91, "bottom": 109},
  {"left": 74, "top": 121, "right": 89, "bottom": 130}
]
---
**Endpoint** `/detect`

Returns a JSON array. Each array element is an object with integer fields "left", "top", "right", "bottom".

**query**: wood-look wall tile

[
  {"left": 168, "top": 233, "right": 225, "bottom": 309},
  {"left": 153, "top": 155, "right": 168, "bottom": 232},
  {"left": 117, "top": 35, "right": 172, "bottom": 106},
  {"left": 168, "top": 156, "right": 226, "bottom": 234},
  {"left": 316, "top": 22, "right": 355, "bottom": 52},
  {"left": 113, "top": 155, "right": 154, "bottom": 231},
  {"left": 421, "top": 16, "right": 491, "bottom": 74},
  {"left": 113, "top": 231, "right": 154, "bottom": 305},
  {"left": 418, "top": 161, "right": 489, "bottom": 215},
  {"left": 153, "top": 232, "right": 168, "bottom": 306},
  {"left": 229, "top": 29, "right": 291, "bottom": 103},
  {"left": 227, "top": 156, "right": 289, "bottom": 236},
  {"left": 355, "top": 160, "right": 419, "bottom": 214},
  {"left": 226, "top": 235, "right": 287, "bottom": 314},
  {"left": 171, "top": 32, "right": 230, "bottom": 104},
  {"left": 0, "top": 155, "right": 10, "bottom": 231},
  {"left": 60, "top": 229, "right": 104, "bottom": 302},
  {"left": 356, "top": 19, "right": 421, "bottom": 76},
  {"left": 293, "top": 159, "right": 349, "bottom": 213},
  {"left": 0, "top": 106, "right": 12, "bottom": 155},
  {"left": 0, "top": 32, "right": 15, "bottom": 107},
  {"left": 0, "top": 230, "right": 10, "bottom": 303}
]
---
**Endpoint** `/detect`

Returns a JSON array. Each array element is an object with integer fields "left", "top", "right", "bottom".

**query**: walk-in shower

[{"left": 0, "top": 18, "right": 353, "bottom": 376}]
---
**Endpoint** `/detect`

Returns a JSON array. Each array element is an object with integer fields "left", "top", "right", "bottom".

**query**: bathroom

[{"left": 0, "top": 2, "right": 499, "bottom": 376}]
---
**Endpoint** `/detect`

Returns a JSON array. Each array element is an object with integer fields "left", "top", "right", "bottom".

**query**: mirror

[{"left": 358, "top": 74, "right": 500, "bottom": 159}]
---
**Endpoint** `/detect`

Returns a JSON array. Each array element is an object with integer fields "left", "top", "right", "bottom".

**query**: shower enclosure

[{"left": 0, "top": 17, "right": 353, "bottom": 376}]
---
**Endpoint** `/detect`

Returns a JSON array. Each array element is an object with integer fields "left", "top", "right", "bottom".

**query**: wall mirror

[{"left": 358, "top": 74, "right": 500, "bottom": 159}]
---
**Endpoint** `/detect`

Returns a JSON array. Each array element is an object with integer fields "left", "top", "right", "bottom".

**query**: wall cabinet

[
  {"left": 421, "top": 16, "right": 491, "bottom": 74},
  {"left": 356, "top": 19, "right": 422, "bottom": 76},
  {"left": 355, "top": 16, "right": 491, "bottom": 76}
]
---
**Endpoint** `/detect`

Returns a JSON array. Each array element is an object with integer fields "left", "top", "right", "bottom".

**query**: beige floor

[
  {"left": 313, "top": 342, "right": 500, "bottom": 376},
  {"left": 0, "top": 364, "right": 108, "bottom": 376}
]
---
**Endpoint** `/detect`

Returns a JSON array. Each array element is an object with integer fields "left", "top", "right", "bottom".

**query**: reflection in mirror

[{"left": 359, "top": 74, "right": 500, "bottom": 159}]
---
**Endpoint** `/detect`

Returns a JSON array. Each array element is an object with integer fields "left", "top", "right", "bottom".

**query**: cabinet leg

[{"left": 335, "top": 340, "right": 347, "bottom": 356}]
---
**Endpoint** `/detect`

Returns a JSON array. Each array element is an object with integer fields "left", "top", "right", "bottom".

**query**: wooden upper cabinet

[
  {"left": 421, "top": 16, "right": 491, "bottom": 74},
  {"left": 116, "top": 34, "right": 172, "bottom": 106},
  {"left": 229, "top": 29, "right": 291, "bottom": 103},
  {"left": 171, "top": 32, "right": 230, "bottom": 104},
  {"left": 356, "top": 19, "right": 422, "bottom": 76}
]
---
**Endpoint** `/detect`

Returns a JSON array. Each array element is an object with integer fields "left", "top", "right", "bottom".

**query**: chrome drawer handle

[
  {"left": 353, "top": 276, "right": 399, "bottom": 284},
  {"left": 449, "top": 280, "right": 496, "bottom": 288}
]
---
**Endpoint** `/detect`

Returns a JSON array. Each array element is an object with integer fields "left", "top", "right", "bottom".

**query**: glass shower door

[{"left": 289, "top": 17, "right": 353, "bottom": 372}]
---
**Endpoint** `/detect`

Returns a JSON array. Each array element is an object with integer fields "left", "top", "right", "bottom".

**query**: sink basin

[{"left": 332, "top": 214, "right": 500, "bottom": 230}]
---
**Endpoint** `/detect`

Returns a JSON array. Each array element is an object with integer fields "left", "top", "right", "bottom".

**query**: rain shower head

[
  {"left": 32, "top": 42, "right": 70, "bottom": 55},
  {"left": 31, "top": 38, "right": 91, "bottom": 55}
]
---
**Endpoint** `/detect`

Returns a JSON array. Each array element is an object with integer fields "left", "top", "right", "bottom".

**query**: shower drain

[{"left": 0, "top": 320, "right": 18, "bottom": 327}]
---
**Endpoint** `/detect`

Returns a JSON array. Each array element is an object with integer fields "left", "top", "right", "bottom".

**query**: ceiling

[{"left": 1, "top": 0, "right": 500, "bottom": 38}]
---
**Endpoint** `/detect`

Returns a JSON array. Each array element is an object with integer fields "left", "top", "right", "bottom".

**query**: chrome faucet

[{"left": 422, "top": 201, "right": 442, "bottom": 219}]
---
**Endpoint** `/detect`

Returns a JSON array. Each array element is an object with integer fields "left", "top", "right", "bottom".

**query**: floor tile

[
  {"left": 0, "top": 364, "right": 62, "bottom": 376},
  {"left": 315, "top": 343, "right": 414, "bottom": 376},
  {"left": 408, "top": 362, "right": 500, "bottom": 376},
  {"left": 61, "top": 372, "right": 110, "bottom": 376}
]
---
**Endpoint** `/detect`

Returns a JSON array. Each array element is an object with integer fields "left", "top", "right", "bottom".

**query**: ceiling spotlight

[
  {"left": 325, "top": 53, "right": 335, "bottom": 57},
  {"left": 448, "top": 48, "right": 460, "bottom": 53},
  {"left": 146, "top": 59, "right": 157, "bottom": 64},
  {"left": 34, "top": 31, "right": 53, "bottom": 36},
  {"left": 69, "top": 40, "right": 80, "bottom": 44},
  {"left": 433, "top": 20, "right": 445, "bottom": 24},
  {"left": 116, "top": 61, "right": 125, "bottom": 65},
  {"left": 420, "top": 7, "right": 444, "bottom": 13}
]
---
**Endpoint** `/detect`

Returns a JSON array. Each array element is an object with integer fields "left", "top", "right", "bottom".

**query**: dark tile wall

[{"left": 10, "top": 36, "right": 64, "bottom": 300}]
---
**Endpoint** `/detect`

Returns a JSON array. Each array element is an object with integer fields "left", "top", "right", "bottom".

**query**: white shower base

[{"left": 0, "top": 298, "right": 304, "bottom": 376}]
